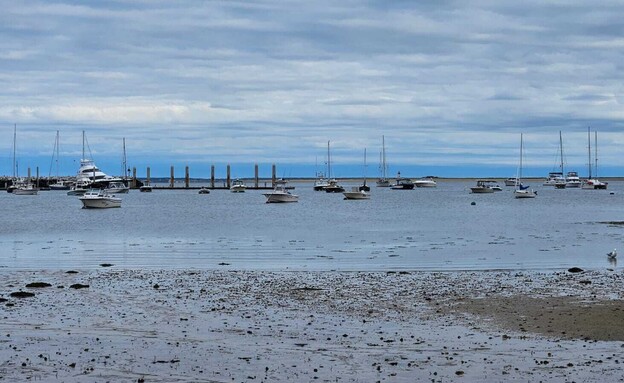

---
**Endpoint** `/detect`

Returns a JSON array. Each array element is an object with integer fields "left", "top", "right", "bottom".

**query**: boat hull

[
  {"left": 343, "top": 191, "right": 370, "bottom": 200},
  {"left": 263, "top": 193, "right": 298, "bottom": 203},
  {"left": 12, "top": 188, "right": 38, "bottom": 195},
  {"left": 470, "top": 187, "right": 494, "bottom": 194},
  {"left": 80, "top": 197, "right": 122, "bottom": 208},
  {"left": 514, "top": 190, "right": 536, "bottom": 199}
]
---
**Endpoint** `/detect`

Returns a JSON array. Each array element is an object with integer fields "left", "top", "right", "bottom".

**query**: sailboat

[
  {"left": 582, "top": 128, "right": 607, "bottom": 190},
  {"left": 10, "top": 124, "right": 39, "bottom": 195},
  {"left": 104, "top": 138, "right": 130, "bottom": 194},
  {"left": 6, "top": 124, "right": 17, "bottom": 193},
  {"left": 49, "top": 131, "right": 70, "bottom": 190},
  {"left": 344, "top": 148, "right": 371, "bottom": 200},
  {"left": 324, "top": 141, "right": 345, "bottom": 193},
  {"left": 514, "top": 133, "right": 536, "bottom": 199},
  {"left": 376, "top": 135, "right": 390, "bottom": 187},
  {"left": 543, "top": 131, "right": 566, "bottom": 188},
  {"left": 359, "top": 148, "right": 370, "bottom": 191}
]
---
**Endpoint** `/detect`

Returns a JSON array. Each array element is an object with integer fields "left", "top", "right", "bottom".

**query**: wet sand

[{"left": 1, "top": 268, "right": 624, "bottom": 382}]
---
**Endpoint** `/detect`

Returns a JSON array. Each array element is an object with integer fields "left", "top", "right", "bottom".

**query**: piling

[
  {"left": 254, "top": 164, "right": 259, "bottom": 188},
  {"left": 185, "top": 166, "right": 190, "bottom": 188},
  {"left": 146, "top": 167, "right": 151, "bottom": 186},
  {"left": 35, "top": 167, "right": 39, "bottom": 187},
  {"left": 272, "top": 164, "right": 276, "bottom": 187},
  {"left": 170, "top": 166, "right": 174, "bottom": 188},
  {"left": 211, "top": 165, "right": 215, "bottom": 188},
  {"left": 226, "top": 164, "right": 231, "bottom": 188},
  {"left": 132, "top": 167, "right": 137, "bottom": 188}
]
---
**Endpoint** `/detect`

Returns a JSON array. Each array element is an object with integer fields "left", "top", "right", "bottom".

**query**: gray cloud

[{"left": 0, "top": 0, "right": 623, "bottom": 175}]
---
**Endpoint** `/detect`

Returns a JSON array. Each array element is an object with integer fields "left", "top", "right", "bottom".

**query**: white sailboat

[
  {"left": 10, "top": 124, "right": 38, "bottom": 195},
  {"left": 514, "top": 133, "right": 536, "bottom": 199},
  {"left": 49, "top": 130, "right": 70, "bottom": 190},
  {"left": 582, "top": 128, "right": 607, "bottom": 190},
  {"left": 376, "top": 135, "right": 390, "bottom": 187},
  {"left": 344, "top": 148, "right": 371, "bottom": 199}
]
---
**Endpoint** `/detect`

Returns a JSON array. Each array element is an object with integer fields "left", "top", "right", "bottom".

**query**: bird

[{"left": 607, "top": 248, "right": 617, "bottom": 259}]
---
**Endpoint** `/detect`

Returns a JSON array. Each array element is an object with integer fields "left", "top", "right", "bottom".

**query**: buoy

[{"left": 471, "top": 201, "right": 476, "bottom": 206}]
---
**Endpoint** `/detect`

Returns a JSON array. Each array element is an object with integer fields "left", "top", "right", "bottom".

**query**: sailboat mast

[
  {"left": 122, "top": 137, "right": 127, "bottom": 179},
  {"left": 82, "top": 130, "right": 85, "bottom": 160},
  {"left": 327, "top": 141, "right": 331, "bottom": 179},
  {"left": 363, "top": 148, "right": 367, "bottom": 183},
  {"left": 519, "top": 133, "right": 523, "bottom": 182},
  {"left": 56, "top": 130, "right": 60, "bottom": 178},
  {"left": 595, "top": 131, "right": 598, "bottom": 179},
  {"left": 559, "top": 131, "right": 564, "bottom": 174},
  {"left": 587, "top": 127, "right": 592, "bottom": 178},
  {"left": 12, "top": 124, "right": 16, "bottom": 179},
  {"left": 382, "top": 135, "right": 386, "bottom": 178}
]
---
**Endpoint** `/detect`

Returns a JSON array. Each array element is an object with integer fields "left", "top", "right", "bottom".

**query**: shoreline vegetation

[{"left": 2, "top": 268, "right": 623, "bottom": 381}]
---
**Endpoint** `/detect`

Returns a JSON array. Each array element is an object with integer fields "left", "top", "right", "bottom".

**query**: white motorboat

[
  {"left": 13, "top": 184, "right": 38, "bottom": 195},
  {"left": 79, "top": 189, "right": 121, "bottom": 208},
  {"left": 582, "top": 128, "right": 608, "bottom": 190},
  {"left": 414, "top": 178, "right": 437, "bottom": 188},
  {"left": 343, "top": 187, "right": 370, "bottom": 200},
  {"left": 230, "top": 179, "right": 247, "bottom": 193},
  {"left": 104, "top": 181, "right": 129, "bottom": 194},
  {"left": 543, "top": 172, "right": 565, "bottom": 186},
  {"left": 564, "top": 171, "right": 581, "bottom": 188},
  {"left": 264, "top": 180, "right": 298, "bottom": 203},
  {"left": 514, "top": 134, "right": 536, "bottom": 199},
  {"left": 198, "top": 187, "right": 210, "bottom": 194},
  {"left": 50, "top": 180, "right": 71, "bottom": 190},
  {"left": 504, "top": 177, "right": 518, "bottom": 186},
  {"left": 470, "top": 180, "right": 501, "bottom": 194},
  {"left": 139, "top": 185, "right": 153, "bottom": 192}
]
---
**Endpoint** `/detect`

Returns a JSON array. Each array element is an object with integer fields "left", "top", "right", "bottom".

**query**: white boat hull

[
  {"left": 80, "top": 189, "right": 122, "bottom": 208},
  {"left": 230, "top": 186, "right": 246, "bottom": 193},
  {"left": 263, "top": 192, "right": 298, "bottom": 203},
  {"left": 514, "top": 189, "right": 536, "bottom": 198},
  {"left": 343, "top": 191, "right": 370, "bottom": 200},
  {"left": 80, "top": 197, "right": 122, "bottom": 208}
]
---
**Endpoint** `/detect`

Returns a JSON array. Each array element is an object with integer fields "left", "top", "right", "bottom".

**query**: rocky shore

[{"left": 1, "top": 268, "right": 623, "bottom": 382}]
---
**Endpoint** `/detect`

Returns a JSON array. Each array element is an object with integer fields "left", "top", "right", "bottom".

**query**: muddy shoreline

[{"left": 1, "top": 269, "right": 623, "bottom": 382}]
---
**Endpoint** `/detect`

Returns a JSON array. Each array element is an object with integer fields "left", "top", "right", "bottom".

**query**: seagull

[{"left": 607, "top": 248, "right": 617, "bottom": 259}]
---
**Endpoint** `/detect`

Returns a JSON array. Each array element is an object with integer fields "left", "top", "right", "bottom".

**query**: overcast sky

[{"left": 1, "top": 0, "right": 623, "bottom": 178}]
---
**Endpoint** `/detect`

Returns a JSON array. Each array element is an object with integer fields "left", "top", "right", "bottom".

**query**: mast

[
  {"left": 587, "top": 127, "right": 592, "bottom": 178},
  {"left": 327, "top": 141, "right": 331, "bottom": 179},
  {"left": 82, "top": 130, "right": 85, "bottom": 160},
  {"left": 595, "top": 130, "right": 598, "bottom": 179},
  {"left": 56, "top": 130, "right": 60, "bottom": 178},
  {"left": 363, "top": 148, "right": 367, "bottom": 186},
  {"left": 519, "top": 133, "right": 523, "bottom": 183},
  {"left": 559, "top": 131, "right": 564, "bottom": 174},
  {"left": 12, "top": 124, "right": 16, "bottom": 179},
  {"left": 382, "top": 135, "right": 387, "bottom": 179},
  {"left": 122, "top": 137, "right": 127, "bottom": 179}
]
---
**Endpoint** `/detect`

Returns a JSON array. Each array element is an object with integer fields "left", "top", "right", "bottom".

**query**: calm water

[{"left": 1, "top": 180, "right": 623, "bottom": 271}]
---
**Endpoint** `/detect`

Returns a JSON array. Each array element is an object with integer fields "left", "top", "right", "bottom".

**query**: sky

[{"left": 1, "top": 0, "right": 623, "bottom": 179}]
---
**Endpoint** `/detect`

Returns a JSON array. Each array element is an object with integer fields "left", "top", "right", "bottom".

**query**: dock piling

[
  {"left": 210, "top": 165, "right": 215, "bottom": 188},
  {"left": 185, "top": 166, "right": 190, "bottom": 188},
  {"left": 254, "top": 164, "right": 259, "bottom": 188},
  {"left": 170, "top": 166, "right": 174, "bottom": 188},
  {"left": 226, "top": 164, "right": 231, "bottom": 188}
]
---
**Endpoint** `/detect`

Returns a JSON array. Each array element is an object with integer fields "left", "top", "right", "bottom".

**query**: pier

[{"left": 1, "top": 163, "right": 291, "bottom": 190}]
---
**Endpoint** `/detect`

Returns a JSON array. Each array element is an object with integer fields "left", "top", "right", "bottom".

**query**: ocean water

[{"left": 1, "top": 180, "right": 623, "bottom": 271}]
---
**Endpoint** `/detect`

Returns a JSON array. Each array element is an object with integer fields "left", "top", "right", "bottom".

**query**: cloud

[{"left": 0, "top": 0, "right": 623, "bottom": 176}]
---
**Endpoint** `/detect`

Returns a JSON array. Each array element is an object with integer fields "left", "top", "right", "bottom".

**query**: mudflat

[{"left": 1, "top": 268, "right": 623, "bottom": 382}]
